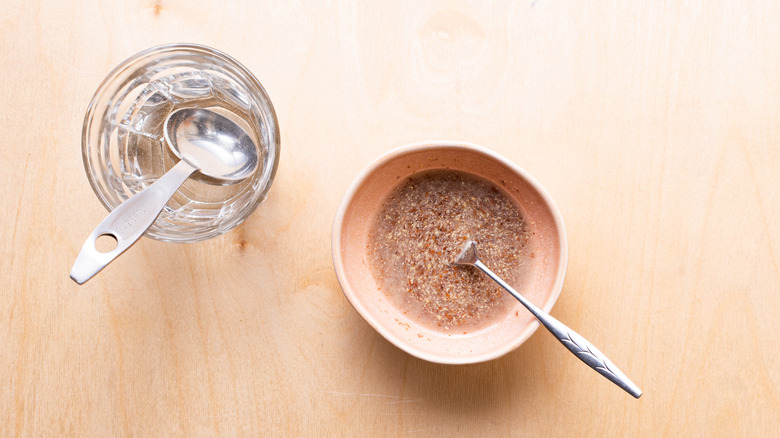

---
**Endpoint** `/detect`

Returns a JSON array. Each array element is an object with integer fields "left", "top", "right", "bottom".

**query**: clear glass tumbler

[{"left": 82, "top": 43, "right": 280, "bottom": 243}]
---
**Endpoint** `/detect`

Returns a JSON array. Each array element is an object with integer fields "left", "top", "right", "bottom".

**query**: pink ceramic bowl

[{"left": 332, "top": 142, "right": 567, "bottom": 364}]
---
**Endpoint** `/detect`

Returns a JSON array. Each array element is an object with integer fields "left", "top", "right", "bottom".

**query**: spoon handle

[
  {"left": 473, "top": 260, "right": 643, "bottom": 398},
  {"left": 70, "top": 160, "right": 197, "bottom": 284}
]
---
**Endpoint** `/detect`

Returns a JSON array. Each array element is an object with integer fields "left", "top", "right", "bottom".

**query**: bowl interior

[{"left": 334, "top": 143, "right": 567, "bottom": 364}]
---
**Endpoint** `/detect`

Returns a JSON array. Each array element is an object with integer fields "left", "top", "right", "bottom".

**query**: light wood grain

[{"left": 2, "top": 0, "right": 779, "bottom": 436}]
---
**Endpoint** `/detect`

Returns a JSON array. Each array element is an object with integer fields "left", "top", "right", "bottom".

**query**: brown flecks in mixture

[{"left": 368, "top": 170, "right": 531, "bottom": 331}]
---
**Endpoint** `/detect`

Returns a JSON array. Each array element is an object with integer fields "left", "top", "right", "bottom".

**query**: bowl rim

[{"left": 331, "top": 140, "right": 568, "bottom": 364}]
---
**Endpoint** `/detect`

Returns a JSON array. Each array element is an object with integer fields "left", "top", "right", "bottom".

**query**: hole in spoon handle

[{"left": 95, "top": 233, "right": 118, "bottom": 253}]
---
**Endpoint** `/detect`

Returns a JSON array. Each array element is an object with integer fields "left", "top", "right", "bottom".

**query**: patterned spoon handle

[{"left": 473, "top": 259, "right": 642, "bottom": 398}]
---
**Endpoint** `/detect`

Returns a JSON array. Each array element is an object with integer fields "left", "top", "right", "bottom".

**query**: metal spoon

[
  {"left": 453, "top": 240, "right": 642, "bottom": 398},
  {"left": 70, "top": 108, "right": 259, "bottom": 284}
]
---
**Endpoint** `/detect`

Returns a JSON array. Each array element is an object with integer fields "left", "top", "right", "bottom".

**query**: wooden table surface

[{"left": 2, "top": 1, "right": 779, "bottom": 436}]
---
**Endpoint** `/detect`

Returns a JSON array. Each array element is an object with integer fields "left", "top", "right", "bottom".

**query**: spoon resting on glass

[
  {"left": 453, "top": 240, "right": 642, "bottom": 398},
  {"left": 70, "top": 108, "right": 259, "bottom": 284}
]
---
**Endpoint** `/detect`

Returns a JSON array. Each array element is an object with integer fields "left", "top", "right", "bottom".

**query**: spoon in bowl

[
  {"left": 70, "top": 108, "right": 259, "bottom": 284},
  {"left": 453, "top": 240, "right": 642, "bottom": 398}
]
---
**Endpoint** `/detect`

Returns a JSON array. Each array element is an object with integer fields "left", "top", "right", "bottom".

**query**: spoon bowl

[{"left": 165, "top": 108, "right": 258, "bottom": 181}]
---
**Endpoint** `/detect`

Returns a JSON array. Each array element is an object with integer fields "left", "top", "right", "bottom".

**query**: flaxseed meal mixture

[{"left": 368, "top": 169, "right": 532, "bottom": 331}]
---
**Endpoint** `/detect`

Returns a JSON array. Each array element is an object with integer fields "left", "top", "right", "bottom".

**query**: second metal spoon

[{"left": 453, "top": 240, "right": 642, "bottom": 398}]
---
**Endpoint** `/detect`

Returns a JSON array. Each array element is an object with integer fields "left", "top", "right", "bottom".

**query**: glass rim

[{"left": 81, "top": 43, "right": 281, "bottom": 243}]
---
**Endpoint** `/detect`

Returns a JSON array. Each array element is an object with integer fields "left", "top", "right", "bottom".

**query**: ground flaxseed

[{"left": 368, "top": 169, "right": 531, "bottom": 331}]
